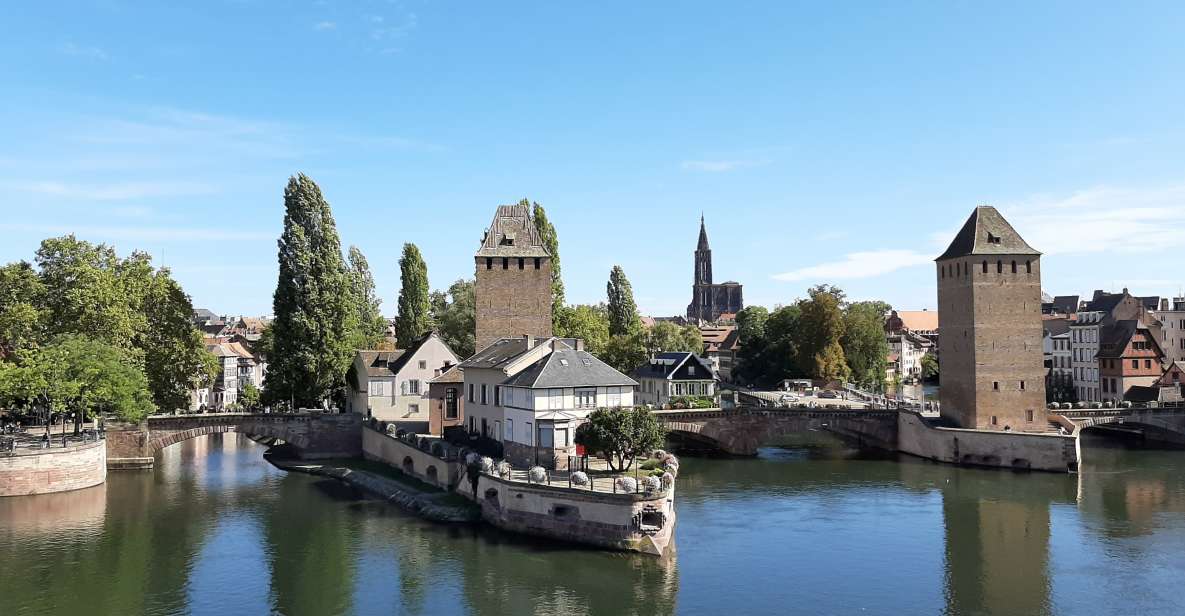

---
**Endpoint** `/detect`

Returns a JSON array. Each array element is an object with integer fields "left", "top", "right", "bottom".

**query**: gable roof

[
  {"left": 631, "top": 351, "right": 715, "bottom": 381},
  {"left": 502, "top": 348, "right": 637, "bottom": 388},
  {"left": 1043, "top": 318, "right": 1071, "bottom": 337},
  {"left": 357, "top": 332, "right": 450, "bottom": 378},
  {"left": 701, "top": 325, "right": 739, "bottom": 352},
  {"left": 429, "top": 363, "right": 464, "bottom": 384},
  {"left": 1097, "top": 320, "right": 1164, "bottom": 359},
  {"left": 1051, "top": 295, "right": 1080, "bottom": 314},
  {"left": 936, "top": 206, "right": 1039, "bottom": 260},
  {"left": 475, "top": 204, "right": 550, "bottom": 258}
]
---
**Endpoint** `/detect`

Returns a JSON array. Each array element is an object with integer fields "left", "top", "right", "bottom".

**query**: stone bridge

[
  {"left": 655, "top": 407, "right": 900, "bottom": 456},
  {"left": 105, "top": 412, "right": 362, "bottom": 469},
  {"left": 1059, "top": 407, "right": 1185, "bottom": 447}
]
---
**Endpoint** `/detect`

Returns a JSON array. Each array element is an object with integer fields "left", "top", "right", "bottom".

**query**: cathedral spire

[{"left": 697, "top": 215, "right": 710, "bottom": 251}]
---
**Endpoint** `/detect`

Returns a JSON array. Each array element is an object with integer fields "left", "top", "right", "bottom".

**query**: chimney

[
  {"left": 523, "top": 334, "right": 534, "bottom": 349},
  {"left": 574, "top": 339, "right": 585, "bottom": 351}
]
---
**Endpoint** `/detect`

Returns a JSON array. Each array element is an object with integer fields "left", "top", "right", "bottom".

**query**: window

[
  {"left": 1011, "top": 261, "right": 1017, "bottom": 273},
  {"left": 506, "top": 419, "right": 513, "bottom": 441},
  {"left": 525, "top": 422, "right": 533, "bottom": 445},
  {"left": 534, "top": 258, "right": 541, "bottom": 269},
  {"left": 502, "top": 257, "right": 508, "bottom": 269},
  {"left": 1145, "top": 359, "right": 1152, "bottom": 369},
  {"left": 517, "top": 258, "right": 524, "bottom": 270},
  {"left": 987, "top": 232, "right": 1001, "bottom": 244},
  {"left": 494, "top": 385, "right": 501, "bottom": 406},
  {"left": 369, "top": 381, "right": 385, "bottom": 396},
  {"left": 1132, "top": 360, "right": 1139, "bottom": 369},
  {"left": 418, "top": 360, "right": 427, "bottom": 370},
  {"left": 607, "top": 388, "right": 621, "bottom": 407},
  {"left": 1026, "top": 409, "right": 1034, "bottom": 422},
  {"left": 991, "top": 415, "right": 998, "bottom": 425},
  {"left": 539, "top": 425, "right": 554, "bottom": 448},
  {"left": 486, "top": 257, "right": 493, "bottom": 270},
  {"left": 408, "top": 403, "right": 419, "bottom": 415},
  {"left": 550, "top": 389, "right": 564, "bottom": 409},
  {"left": 468, "top": 383, "right": 475, "bottom": 403},
  {"left": 408, "top": 379, "right": 420, "bottom": 395},
  {"left": 1026, "top": 260, "right": 1032, "bottom": 273},
  {"left": 997, "top": 260, "right": 1002, "bottom": 273},
  {"left": 445, "top": 388, "right": 458, "bottom": 419},
  {"left": 982, "top": 260, "right": 988, "bottom": 273},
  {"left": 993, "top": 381, "right": 999, "bottom": 390},
  {"left": 675, "top": 383, "right": 684, "bottom": 396},
  {"left": 576, "top": 389, "right": 595, "bottom": 409},
  {"left": 1020, "top": 380, "right": 1025, "bottom": 390},
  {"left": 480, "top": 384, "right": 487, "bottom": 405},
  {"left": 469, "top": 416, "right": 476, "bottom": 433},
  {"left": 688, "top": 365, "right": 696, "bottom": 376}
]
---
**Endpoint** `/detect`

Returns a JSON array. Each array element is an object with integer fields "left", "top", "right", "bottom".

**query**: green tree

[
  {"left": 140, "top": 272, "right": 218, "bottom": 411},
  {"left": 0, "top": 261, "right": 45, "bottom": 359},
  {"left": 430, "top": 278, "right": 476, "bottom": 359},
  {"left": 642, "top": 321, "right": 703, "bottom": 356},
  {"left": 35, "top": 236, "right": 143, "bottom": 355},
  {"left": 842, "top": 301, "right": 891, "bottom": 390},
  {"left": 529, "top": 200, "right": 565, "bottom": 320},
  {"left": 395, "top": 243, "right": 433, "bottom": 347},
  {"left": 921, "top": 351, "right": 940, "bottom": 382},
  {"left": 796, "top": 285, "right": 849, "bottom": 381},
  {"left": 606, "top": 265, "right": 641, "bottom": 337},
  {"left": 601, "top": 332, "right": 649, "bottom": 375},
  {"left": 268, "top": 174, "right": 354, "bottom": 408},
  {"left": 554, "top": 304, "right": 610, "bottom": 355},
  {"left": 574, "top": 407, "right": 666, "bottom": 471},
  {"left": 346, "top": 246, "right": 388, "bottom": 350},
  {"left": 239, "top": 382, "right": 262, "bottom": 411},
  {"left": 0, "top": 336, "right": 155, "bottom": 427}
]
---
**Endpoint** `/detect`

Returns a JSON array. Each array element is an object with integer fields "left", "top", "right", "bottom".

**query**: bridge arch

[{"left": 657, "top": 410, "right": 899, "bottom": 456}]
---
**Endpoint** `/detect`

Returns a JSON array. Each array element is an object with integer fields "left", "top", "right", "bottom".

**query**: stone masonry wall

[
  {"left": 0, "top": 440, "right": 107, "bottom": 497},
  {"left": 475, "top": 256, "right": 553, "bottom": 351},
  {"left": 897, "top": 412, "right": 1076, "bottom": 472}
]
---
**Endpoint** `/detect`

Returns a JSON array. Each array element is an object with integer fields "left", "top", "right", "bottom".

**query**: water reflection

[{"left": 1, "top": 433, "right": 1184, "bottom": 615}]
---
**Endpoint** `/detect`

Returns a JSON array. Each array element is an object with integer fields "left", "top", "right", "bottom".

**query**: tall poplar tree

[
  {"left": 395, "top": 243, "right": 433, "bottom": 347},
  {"left": 269, "top": 174, "right": 353, "bottom": 408},
  {"left": 529, "top": 200, "right": 565, "bottom": 318},
  {"left": 346, "top": 246, "right": 387, "bottom": 350},
  {"left": 606, "top": 265, "right": 641, "bottom": 337}
]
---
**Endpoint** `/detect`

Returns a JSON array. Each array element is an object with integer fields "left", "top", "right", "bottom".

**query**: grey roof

[
  {"left": 631, "top": 352, "right": 714, "bottom": 380},
  {"left": 429, "top": 364, "right": 464, "bottom": 384},
  {"left": 502, "top": 348, "right": 637, "bottom": 389},
  {"left": 358, "top": 350, "right": 409, "bottom": 378},
  {"left": 459, "top": 337, "right": 536, "bottom": 369},
  {"left": 193, "top": 308, "right": 219, "bottom": 322},
  {"left": 936, "top": 206, "right": 1040, "bottom": 260},
  {"left": 1051, "top": 295, "right": 1080, "bottom": 313},
  {"left": 1084, "top": 291, "right": 1129, "bottom": 314},
  {"left": 1140, "top": 296, "right": 1161, "bottom": 311},
  {"left": 1043, "top": 318, "right": 1071, "bottom": 337},
  {"left": 475, "top": 204, "right": 551, "bottom": 258}
]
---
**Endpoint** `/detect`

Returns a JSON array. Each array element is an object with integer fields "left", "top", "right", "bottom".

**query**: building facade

[
  {"left": 427, "top": 364, "right": 464, "bottom": 436},
  {"left": 699, "top": 324, "right": 739, "bottom": 382},
  {"left": 1098, "top": 320, "right": 1165, "bottom": 403},
  {"left": 1152, "top": 296, "right": 1185, "bottom": 364},
  {"left": 632, "top": 352, "right": 718, "bottom": 407},
  {"left": 685, "top": 216, "right": 743, "bottom": 323},
  {"left": 888, "top": 331, "right": 932, "bottom": 382},
  {"left": 474, "top": 204, "right": 553, "bottom": 351},
  {"left": 349, "top": 333, "right": 459, "bottom": 431},
  {"left": 1070, "top": 290, "right": 1145, "bottom": 403},
  {"left": 1043, "top": 318, "right": 1072, "bottom": 402},
  {"left": 459, "top": 336, "right": 636, "bottom": 469},
  {"left": 936, "top": 206, "right": 1047, "bottom": 431}
]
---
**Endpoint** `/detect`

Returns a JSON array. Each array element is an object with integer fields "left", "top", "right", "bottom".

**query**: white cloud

[
  {"left": 772, "top": 249, "right": 933, "bottom": 282},
  {"left": 59, "top": 42, "right": 109, "bottom": 61},
  {"left": 315, "top": 21, "right": 336, "bottom": 31},
  {"left": 680, "top": 159, "right": 765, "bottom": 173}
]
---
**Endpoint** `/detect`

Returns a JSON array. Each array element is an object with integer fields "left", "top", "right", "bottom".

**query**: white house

[
  {"left": 632, "top": 352, "right": 717, "bottom": 407},
  {"left": 459, "top": 335, "right": 637, "bottom": 470},
  {"left": 887, "top": 331, "right": 931, "bottom": 381},
  {"left": 349, "top": 332, "right": 459, "bottom": 431}
]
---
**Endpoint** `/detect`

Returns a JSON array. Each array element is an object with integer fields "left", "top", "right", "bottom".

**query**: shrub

[
  {"left": 643, "top": 475, "right": 662, "bottom": 493},
  {"left": 497, "top": 460, "right": 512, "bottom": 478},
  {"left": 480, "top": 456, "right": 494, "bottom": 473},
  {"left": 528, "top": 466, "right": 547, "bottom": 484},
  {"left": 616, "top": 476, "right": 637, "bottom": 492},
  {"left": 571, "top": 471, "right": 590, "bottom": 486},
  {"left": 661, "top": 472, "right": 675, "bottom": 488}
]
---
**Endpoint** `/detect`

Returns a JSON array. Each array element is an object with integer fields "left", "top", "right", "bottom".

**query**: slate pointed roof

[
  {"left": 936, "top": 205, "right": 1039, "bottom": 260},
  {"left": 476, "top": 204, "right": 551, "bottom": 258},
  {"left": 697, "top": 215, "right": 710, "bottom": 251}
]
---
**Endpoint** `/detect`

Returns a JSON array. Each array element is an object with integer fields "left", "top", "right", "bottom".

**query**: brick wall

[{"left": 0, "top": 440, "right": 107, "bottom": 497}]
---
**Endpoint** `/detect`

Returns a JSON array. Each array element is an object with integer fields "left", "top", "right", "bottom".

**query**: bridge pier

[{"left": 105, "top": 413, "right": 362, "bottom": 470}]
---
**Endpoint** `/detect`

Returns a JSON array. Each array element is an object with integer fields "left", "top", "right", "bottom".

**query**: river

[{"left": 2, "top": 432, "right": 1184, "bottom": 616}]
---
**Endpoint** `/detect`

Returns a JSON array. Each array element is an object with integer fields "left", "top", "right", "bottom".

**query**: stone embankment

[{"left": 266, "top": 455, "right": 479, "bottom": 523}]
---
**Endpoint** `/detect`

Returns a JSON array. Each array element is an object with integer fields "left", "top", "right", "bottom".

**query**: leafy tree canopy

[
  {"left": 395, "top": 243, "right": 433, "bottom": 348},
  {"left": 554, "top": 303, "right": 610, "bottom": 356},
  {"left": 606, "top": 265, "right": 641, "bottom": 337},
  {"left": 528, "top": 200, "right": 565, "bottom": 319},
  {"left": 574, "top": 407, "right": 666, "bottom": 471},
  {"left": 430, "top": 278, "right": 476, "bottom": 359}
]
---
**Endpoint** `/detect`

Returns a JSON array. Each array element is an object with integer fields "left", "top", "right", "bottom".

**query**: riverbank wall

[
  {"left": 358, "top": 423, "right": 675, "bottom": 556},
  {"left": 0, "top": 439, "right": 107, "bottom": 497},
  {"left": 897, "top": 412, "right": 1078, "bottom": 472}
]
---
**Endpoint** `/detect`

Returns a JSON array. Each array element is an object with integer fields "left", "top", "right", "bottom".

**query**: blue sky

[{"left": 3, "top": 2, "right": 1185, "bottom": 318}]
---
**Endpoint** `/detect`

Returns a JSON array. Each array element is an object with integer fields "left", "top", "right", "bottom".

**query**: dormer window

[
  {"left": 500, "top": 232, "right": 516, "bottom": 246},
  {"left": 987, "top": 233, "right": 1002, "bottom": 245}
]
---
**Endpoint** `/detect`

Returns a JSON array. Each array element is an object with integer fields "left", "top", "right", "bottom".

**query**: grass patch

[{"left": 639, "top": 458, "right": 662, "bottom": 471}]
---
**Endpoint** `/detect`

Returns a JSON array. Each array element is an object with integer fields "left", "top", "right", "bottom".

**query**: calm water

[{"left": 2, "top": 433, "right": 1184, "bottom": 616}]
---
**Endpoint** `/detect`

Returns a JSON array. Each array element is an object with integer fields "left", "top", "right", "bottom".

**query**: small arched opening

[
  {"left": 402, "top": 456, "right": 414, "bottom": 475},
  {"left": 426, "top": 465, "right": 438, "bottom": 483}
]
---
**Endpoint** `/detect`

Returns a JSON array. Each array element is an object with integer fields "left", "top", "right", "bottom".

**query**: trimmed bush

[
  {"left": 528, "top": 466, "right": 547, "bottom": 484},
  {"left": 643, "top": 475, "right": 662, "bottom": 493},
  {"left": 571, "top": 471, "right": 590, "bottom": 486},
  {"left": 617, "top": 476, "right": 637, "bottom": 492}
]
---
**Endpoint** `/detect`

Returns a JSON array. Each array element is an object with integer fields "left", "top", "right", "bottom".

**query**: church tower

[
  {"left": 936, "top": 205, "right": 1046, "bottom": 431},
  {"left": 474, "top": 204, "right": 553, "bottom": 352},
  {"left": 695, "top": 215, "right": 713, "bottom": 286},
  {"left": 686, "top": 216, "right": 743, "bottom": 323}
]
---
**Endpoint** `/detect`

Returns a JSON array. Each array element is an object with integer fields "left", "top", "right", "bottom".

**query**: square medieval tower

[
  {"left": 474, "top": 204, "right": 553, "bottom": 352},
  {"left": 936, "top": 206, "right": 1047, "bottom": 431}
]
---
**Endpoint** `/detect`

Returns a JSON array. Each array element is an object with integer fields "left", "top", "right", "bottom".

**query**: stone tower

[
  {"left": 474, "top": 204, "right": 553, "bottom": 352},
  {"left": 686, "top": 216, "right": 744, "bottom": 323},
  {"left": 936, "top": 205, "right": 1046, "bottom": 431}
]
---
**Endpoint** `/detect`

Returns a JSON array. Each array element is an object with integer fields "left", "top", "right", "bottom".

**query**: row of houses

[{"left": 1044, "top": 289, "right": 1185, "bottom": 404}]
